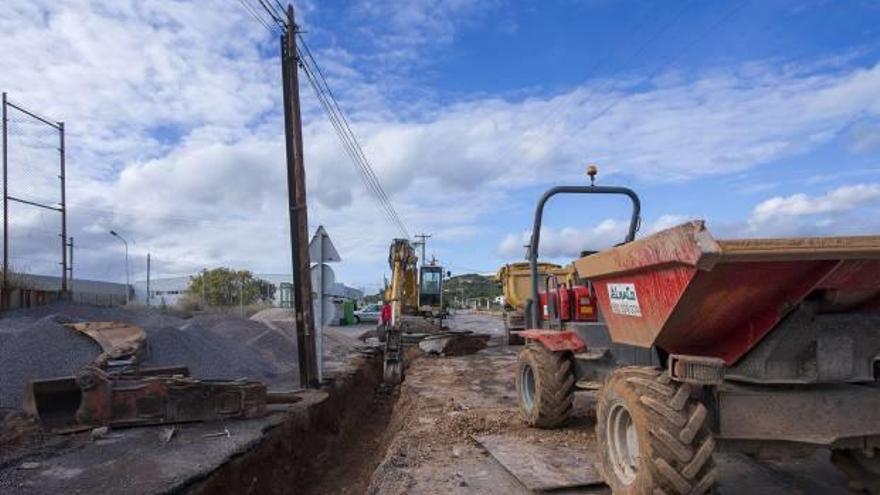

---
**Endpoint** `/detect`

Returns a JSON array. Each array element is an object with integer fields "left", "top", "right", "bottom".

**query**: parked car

[{"left": 353, "top": 304, "right": 381, "bottom": 324}]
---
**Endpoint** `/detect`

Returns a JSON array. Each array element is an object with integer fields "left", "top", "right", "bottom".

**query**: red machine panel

[{"left": 574, "top": 221, "right": 880, "bottom": 365}]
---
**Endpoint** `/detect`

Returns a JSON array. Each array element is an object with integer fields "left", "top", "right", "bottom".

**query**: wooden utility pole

[{"left": 281, "top": 4, "right": 318, "bottom": 388}]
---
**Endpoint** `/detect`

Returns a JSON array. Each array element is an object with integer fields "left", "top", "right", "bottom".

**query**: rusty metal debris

[{"left": 20, "top": 321, "right": 298, "bottom": 432}]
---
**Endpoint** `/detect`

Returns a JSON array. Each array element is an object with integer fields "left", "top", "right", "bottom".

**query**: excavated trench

[{"left": 188, "top": 350, "right": 412, "bottom": 495}]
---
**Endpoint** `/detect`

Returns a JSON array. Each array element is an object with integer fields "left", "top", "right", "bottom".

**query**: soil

[
  {"left": 362, "top": 312, "right": 857, "bottom": 495},
  {"left": 365, "top": 322, "right": 603, "bottom": 495},
  {"left": 0, "top": 309, "right": 864, "bottom": 494}
]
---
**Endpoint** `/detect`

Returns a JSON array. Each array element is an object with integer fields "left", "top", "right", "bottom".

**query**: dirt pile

[{"left": 418, "top": 333, "right": 490, "bottom": 356}]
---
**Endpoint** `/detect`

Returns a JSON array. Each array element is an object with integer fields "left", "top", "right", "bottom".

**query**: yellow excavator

[
  {"left": 381, "top": 239, "right": 416, "bottom": 383},
  {"left": 382, "top": 238, "right": 447, "bottom": 383}
]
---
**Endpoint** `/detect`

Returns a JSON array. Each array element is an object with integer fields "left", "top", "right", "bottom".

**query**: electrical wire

[
  {"left": 232, "top": 0, "right": 411, "bottom": 239},
  {"left": 298, "top": 57, "right": 410, "bottom": 238},
  {"left": 236, "top": 0, "right": 276, "bottom": 34},
  {"left": 257, "top": 0, "right": 285, "bottom": 27},
  {"left": 296, "top": 39, "right": 410, "bottom": 238}
]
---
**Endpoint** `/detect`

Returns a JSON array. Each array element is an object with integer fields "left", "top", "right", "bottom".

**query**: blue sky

[{"left": 2, "top": 0, "right": 879, "bottom": 293}]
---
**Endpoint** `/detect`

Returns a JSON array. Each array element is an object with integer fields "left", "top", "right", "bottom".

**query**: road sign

[{"left": 309, "top": 225, "right": 341, "bottom": 263}]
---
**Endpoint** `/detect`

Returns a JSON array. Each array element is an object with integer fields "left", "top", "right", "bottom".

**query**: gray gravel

[
  {"left": 0, "top": 303, "right": 299, "bottom": 412},
  {"left": 0, "top": 315, "right": 101, "bottom": 409},
  {"left": 143, "top": 324, "right": 281, "bottom": 381}
]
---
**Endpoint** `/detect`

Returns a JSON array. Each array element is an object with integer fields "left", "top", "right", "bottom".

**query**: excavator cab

[{"left": 418, "top": 265, "right": 444, "bottom": 315}]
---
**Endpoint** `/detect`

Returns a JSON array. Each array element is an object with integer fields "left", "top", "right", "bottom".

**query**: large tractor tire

[
  {"left": 516, "top": 344, "right": 575, "bottom": 428},
  {"left": 831, "top": 448, "right": 880, "bottom": 494},
  {"left": 596, "top": 367, "right": 716, "bottom": 495}
]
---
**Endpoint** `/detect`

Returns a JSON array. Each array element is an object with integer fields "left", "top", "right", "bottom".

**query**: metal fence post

[{"left": 2, "top": 92, "right": 8, "bottom": 310}]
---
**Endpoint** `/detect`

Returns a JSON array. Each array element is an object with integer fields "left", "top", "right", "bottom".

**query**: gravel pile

[
  {"left": 0, "top": 315, "right": 101, "bottom": 409},
  {"left": 0, "top": 303, "right": 302, "bottom": 411},
  {"left": 143, "top": 325, "right": 280, "bottom": 381}
]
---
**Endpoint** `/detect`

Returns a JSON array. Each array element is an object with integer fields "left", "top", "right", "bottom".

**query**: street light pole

[{"left": 109, "top": 230, "right": 130, "bottom": 305}]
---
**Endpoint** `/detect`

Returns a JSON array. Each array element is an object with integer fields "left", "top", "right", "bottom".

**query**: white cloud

[
  {"left": 750, "top": 183, "right": 880, "bottom": 226},
  {"left": 498, "top": 216, "right": 691, "bottom": 260},
  {"left": 3, "top": 1, "right": 880, "bottom": 287},
  {"left": 740, "top": 183, "right": 880, "bottom": 238}
]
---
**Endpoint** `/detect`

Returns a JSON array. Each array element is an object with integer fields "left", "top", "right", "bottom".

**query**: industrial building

[
  {"left": 3, "top": 274, "right": 128, "bottom": 309},
  {"left": 132, "top": 273, "right": 364, "bottom": 308}
]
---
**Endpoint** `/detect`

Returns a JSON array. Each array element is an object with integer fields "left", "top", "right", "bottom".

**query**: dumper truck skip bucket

[{"left": 574, "top": 220, "right": 880, "bottom": 364}]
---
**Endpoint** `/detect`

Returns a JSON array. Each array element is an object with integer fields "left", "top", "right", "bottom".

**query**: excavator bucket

[
  {"left": 66, "top": 321, "right": 146, "bottom": 369},
  {"left": 21, "top": 321, "right": 275, "bottom": 431},
  {"left": 22, "top": 365, "right": 191, "bottom": 431}
]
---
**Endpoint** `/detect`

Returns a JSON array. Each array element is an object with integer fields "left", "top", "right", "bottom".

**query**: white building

[{"left": 132, "top": 273, "right": 364, "bottom": 308}]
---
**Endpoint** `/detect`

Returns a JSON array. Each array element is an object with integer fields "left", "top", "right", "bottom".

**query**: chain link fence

[{"left": 1, "top": 93, "right": 68, "bottom": 308}]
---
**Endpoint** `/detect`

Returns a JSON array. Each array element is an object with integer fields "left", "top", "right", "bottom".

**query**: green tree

[{"left": 187, "top": 268, "right": 275, "bottom": 307}]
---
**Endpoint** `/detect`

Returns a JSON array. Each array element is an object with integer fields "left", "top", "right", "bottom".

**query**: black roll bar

[{"left": 528, "top": 185, "right": 641, "bottom": 329}]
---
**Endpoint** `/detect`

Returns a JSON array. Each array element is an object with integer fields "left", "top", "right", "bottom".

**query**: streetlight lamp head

[{"left": 110, "top": 230, "right": 118, "bottom": 237}]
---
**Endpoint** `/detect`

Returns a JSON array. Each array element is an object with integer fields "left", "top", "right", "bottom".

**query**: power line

[
  {"left": 296, "top": 38, "right": 410, "bottom": 238},
  {"left": 236, "top": 0, "right": 276, "bottom": 34},
  {"left": 232, "top": 0, "right": 411, "bottom": 239},
  {"left": 296, "top": 42, "right": 406, "bottom": 235},
  {"left": 298, "top": 59, "right": 409, "bottom": 238},
  {"left": 256, "top": 0, "right": 286, "bottom": 30}
]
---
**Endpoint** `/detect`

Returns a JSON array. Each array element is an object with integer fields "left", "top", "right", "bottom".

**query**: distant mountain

[
  {"left": 443, "top": 273, "right": 501, "bottom": 301},
  {"left": 363, "top": 272, "right": 501, "bottom": 306}
]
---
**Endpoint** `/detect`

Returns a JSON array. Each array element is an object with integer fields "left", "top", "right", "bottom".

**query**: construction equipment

[
  {"left": 496, "top": 261, "right": 574, "bottom": 345},
  {"left": 515, "top": 167, "right": 880, "bottom": 494},
  {"left": 382, "top": 239, "right": 449, "bottom": 383},
  {"left": 23, "top": 322, "right": 293, "bottom": 432},
  {"left": 417, "top": 258, "right": 447, "bottom": 318},
  {"left": 382, "top": 239, "right": 417, "bottom": 383},
  {"left": 25, "top": 366, "right": 268, "bottom": 431}
]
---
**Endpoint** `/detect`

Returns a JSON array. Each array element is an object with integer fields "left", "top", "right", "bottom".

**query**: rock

[
  {"left": 159, "top": 426, "right": 176, "bottom": 443},
  {"left": 418, "top": 333, "right": 490, "bottom": 356},
  {"left": 90, "top": 426, "right": 109, "bottom": 440}
]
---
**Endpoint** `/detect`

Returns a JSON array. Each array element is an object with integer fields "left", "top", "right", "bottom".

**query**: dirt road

[{"left": 366, "top": 311, "right": 857, "bottom": 494}]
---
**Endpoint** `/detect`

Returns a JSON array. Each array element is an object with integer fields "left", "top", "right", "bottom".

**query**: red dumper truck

[{"left": 516, "top": 172, "right": 880, "bottom": 494}]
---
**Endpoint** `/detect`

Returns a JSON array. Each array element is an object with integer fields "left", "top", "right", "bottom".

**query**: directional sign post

[{"left": 308, "top": 225, "right": 341, "bottom": 382}]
